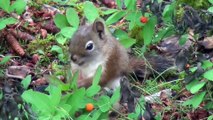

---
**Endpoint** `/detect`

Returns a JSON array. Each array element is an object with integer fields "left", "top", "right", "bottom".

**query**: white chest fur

[
  {"left": 71, "top": 55, "right": 121, "bottom": 90},
  {"left": 71, "top": 56, "right": 106, "bottom": 79},
  {"left": 72, "top": 61, "right": 104, "bottom": 79}
]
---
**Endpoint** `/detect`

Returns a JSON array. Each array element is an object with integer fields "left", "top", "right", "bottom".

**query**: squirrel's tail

[{"left": 128, "top": 55, "right": 174, "bottom": 80}]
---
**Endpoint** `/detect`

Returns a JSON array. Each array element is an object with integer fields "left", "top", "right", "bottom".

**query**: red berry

[{"left": 140, "top": 16, "right": 148, "bottom": 23}]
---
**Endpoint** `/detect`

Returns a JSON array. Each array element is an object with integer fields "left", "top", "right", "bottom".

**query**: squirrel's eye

[{"left": 85, "top": 41, "right": 94, "bottom": 51}]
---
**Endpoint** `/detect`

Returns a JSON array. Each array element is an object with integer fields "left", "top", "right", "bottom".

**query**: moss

[
  {"left": 129, "top": 25, "right": 144, "bottom": 45},
  {"left": 176, "top": 0, "right": 212, "bottom": 24},
  {"left": 177, "top": 0, "right": 211, "bottom": 10},
  {"left": 27, "top": 34, "right": 55, "bottom": 54}
]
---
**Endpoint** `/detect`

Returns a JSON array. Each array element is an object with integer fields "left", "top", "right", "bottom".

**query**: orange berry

[
  {"left": 185, "top": 64, "right": 190, "bottom": 69},
  {"left": 86, "top": 103, "right": 94, "bottom": 112},
  {"left": 140, "top": 16, "right": 148, "bottom": 23}
]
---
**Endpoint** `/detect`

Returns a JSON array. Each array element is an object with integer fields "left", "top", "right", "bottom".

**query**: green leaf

[
  {"left": 162, "top": 2, "right": 176, "bottom": 23},
  {"left": 186, "top": 79, "right": 199, "bottom": 91},
  {"left": 22, "top": 89, "right": 55, "bottom": 114},
  {"left": 128, "top": 113, "right": 138, "bottom": 119},
  {"left": 86, "top": 85, "right": 101, "bottom": 97},
  {"left": 77, "top": 115, "right": 92, "bottom": 120},
  {"left": 0, "top": 0, "right": 10, "bottom": 13},
  {"left": 208, "top": 115, "right": 213, "bottom": 120},
  {"left": 92, "top": 66, "right": 102, "bottom": 85},
  {"left": 59, "top": 103, "right": 72, "bottom": 114},
  {"left": 52, "top": 111, "right": 68, "bottom": 120},
  {"left": 54, "top": 14, "right": 70, "bottom": 29},
  {"left": 58, "top": 53, "right": 65, "bottom": 62},
  {"left": 209, "top": 0, "right": 213, "bottom": 4},
  {"left": 66, "top": 67, "right": 72, "bottom": 82},
  {"left": 119, "top": 37, "right": 136, "bottom": 48},
  {"left": 83, "top": 1, "right": 99, "bottom": 22},
  {"left": 115, "top": 0, "right": 122, "bottom": 9},
  {"left": 76, "top": 97, "right": 94, "bottom": 109},
  {"left": 91, "top": 109, "right": 102, "bottom": 120},
  {"left": 190, "top": 67, "right": 197, "bottom": 73},
  {"left": 183, "top": 91, "right": 206, "bottom": 108},
  {"left": 124, "top": 0, "right": 136, "bottom": 10},
  {"left": 21, "top": 75, "right": 31, "bottom": 89},
  {"left": 48, "top": 75, "right": 70, "bottom": 91},
  {"left": 179, "top": 34, "right": 188, "bottom": 46},
  {"left": 204, "top": 101, "right": 213, "bottom": 110},
  {"left": 3, "top": 17, "right": 18, "bottom": 24},
  {"left": 208, "top": 7, "right": 213, "bottom": 13},
  {"left": 70, "top": 71, "right": 79, "bottom": 90},
  {"left": 132, "top": 96, "right": 145, "bottom": 118},
  {"left": 60, "top": 27, "right": 77, "bottom": 38},
  {"left": 0, "top": 91, "right": 2, "bottom": 99},
  {"left": 0, "top": 17, "right": 17, "bottom": 30},
  {"left": 190, "top": 81, "right": 206, "bottom": 94},
  {"left": 153, "top": 26, "right": 175, "bottom": 43},
  {"left": 51, "top": 45, "right": 63, "bottom": 54},
  {"left": 142, "top": 16, "right": 157, "bottom": 45},
  {"left": 66, "top": 8, "right": 79, "bottom": 28},
  {"left": 203, "top": 69, "right": 213, "bottom": 81},
  {"left": 102, "top": 9, "right": 118, "bottom": 15},
  {"left": 98, "top": 96, "right": 111, "bottom": 112},
  {"left": 126, "top": 11, "right": 142, "bottom": 30},
  {"left": 56, "top": 34, "right": 67, "bottom": 45},
  {"left": 0, "top": 22, "right": 6, "bottom": 30},
  {"left": 36, "top": 49, "right": 45, "bottom": 55},
  {"left": 110, "top": 87, "right": 120, "bottom": 104},
  {"left": 0, "top": 55, "right": 11, "bottom": 64},
  {"left": 10, "top": 0, "right": 26, "bottom": 14},
  {"left": 46, "top": 85, "right": 61, "bottom": 106},
  {"left": 202, "top": 60, "right": 213, "bottom": 69},
  {"left": 66, "top": 88, "right": 86, "bottom": 116},
  {"left": 98, "top": 111, "right": 109, "bottom": 119},
  {"left": 106, "top": 11, "right": 126, "bottom": 25},
  {"left": 155, "top": 112, "right": 162, "bottom": 120},
  {"left": 53, "top": 0, "right": 69, "bottom": 3},
  {"left": 114, "top": 30, "right": 135, "bottom": 48},
  {"left": 128, "top": 97, "right": 145, "bottom": 119},
  {"left": 114, "top": 29, "right": 128, "bottom": 38}
]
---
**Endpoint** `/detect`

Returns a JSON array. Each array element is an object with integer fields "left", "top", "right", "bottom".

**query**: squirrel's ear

[{"left": 92, "top": 18, "right": 105, "bottom": 39}]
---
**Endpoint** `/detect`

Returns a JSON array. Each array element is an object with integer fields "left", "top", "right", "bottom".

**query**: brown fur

[
  {"left": 100, "top": 37, "right": 129, "bottom": 86},
  {"left": 69, "top": 18, "right": 173, "bottom": 88},
  {"left": 129, "top": 55, "right": 174, "bottom": 80}
]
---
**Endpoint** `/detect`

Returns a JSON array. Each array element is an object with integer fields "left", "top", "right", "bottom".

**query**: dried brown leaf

[
  {"left": 40, "top": 29, "right": 47, "bottom": 38},
  {"left": 6, "top": 66, "right": 31, "bottom": 79},
  {"left": 160, "top": 91, "right": 172, "bottom": 106},
  {"left": 41, "top": 20, "right": 59, "bottom": 34},
  {"left": 31, "top": 77, "right": 47, "bottom": 86}
]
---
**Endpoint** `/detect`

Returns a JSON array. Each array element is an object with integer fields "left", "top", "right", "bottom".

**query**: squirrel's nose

[{"left": 71, "top": 54, "right": 78, "bottom": 62}]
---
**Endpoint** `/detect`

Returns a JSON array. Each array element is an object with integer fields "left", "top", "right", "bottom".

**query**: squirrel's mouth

[
  {"left": 78, "top": 61, "right": 84, "bottom": 66},
  {"left": 71, "top": 60, "right": 85, "bottom": 66}
]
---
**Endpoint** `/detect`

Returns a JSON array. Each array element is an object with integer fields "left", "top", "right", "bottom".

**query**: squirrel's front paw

[
  {"left": 77, "top": 79, "right": 91, "bottom": 88},
  {"left": 77, "top": 80, "right": 85, "bottom": 88}
]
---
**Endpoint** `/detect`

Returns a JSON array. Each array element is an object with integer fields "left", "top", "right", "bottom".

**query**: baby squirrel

[{"left": 69, "top": 18, "right": 173, "bottom": 89}]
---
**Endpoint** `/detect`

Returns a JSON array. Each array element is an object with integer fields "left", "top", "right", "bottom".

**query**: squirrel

[{"left": 69, "top": 18, "right": 174, "bottom": 89}]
